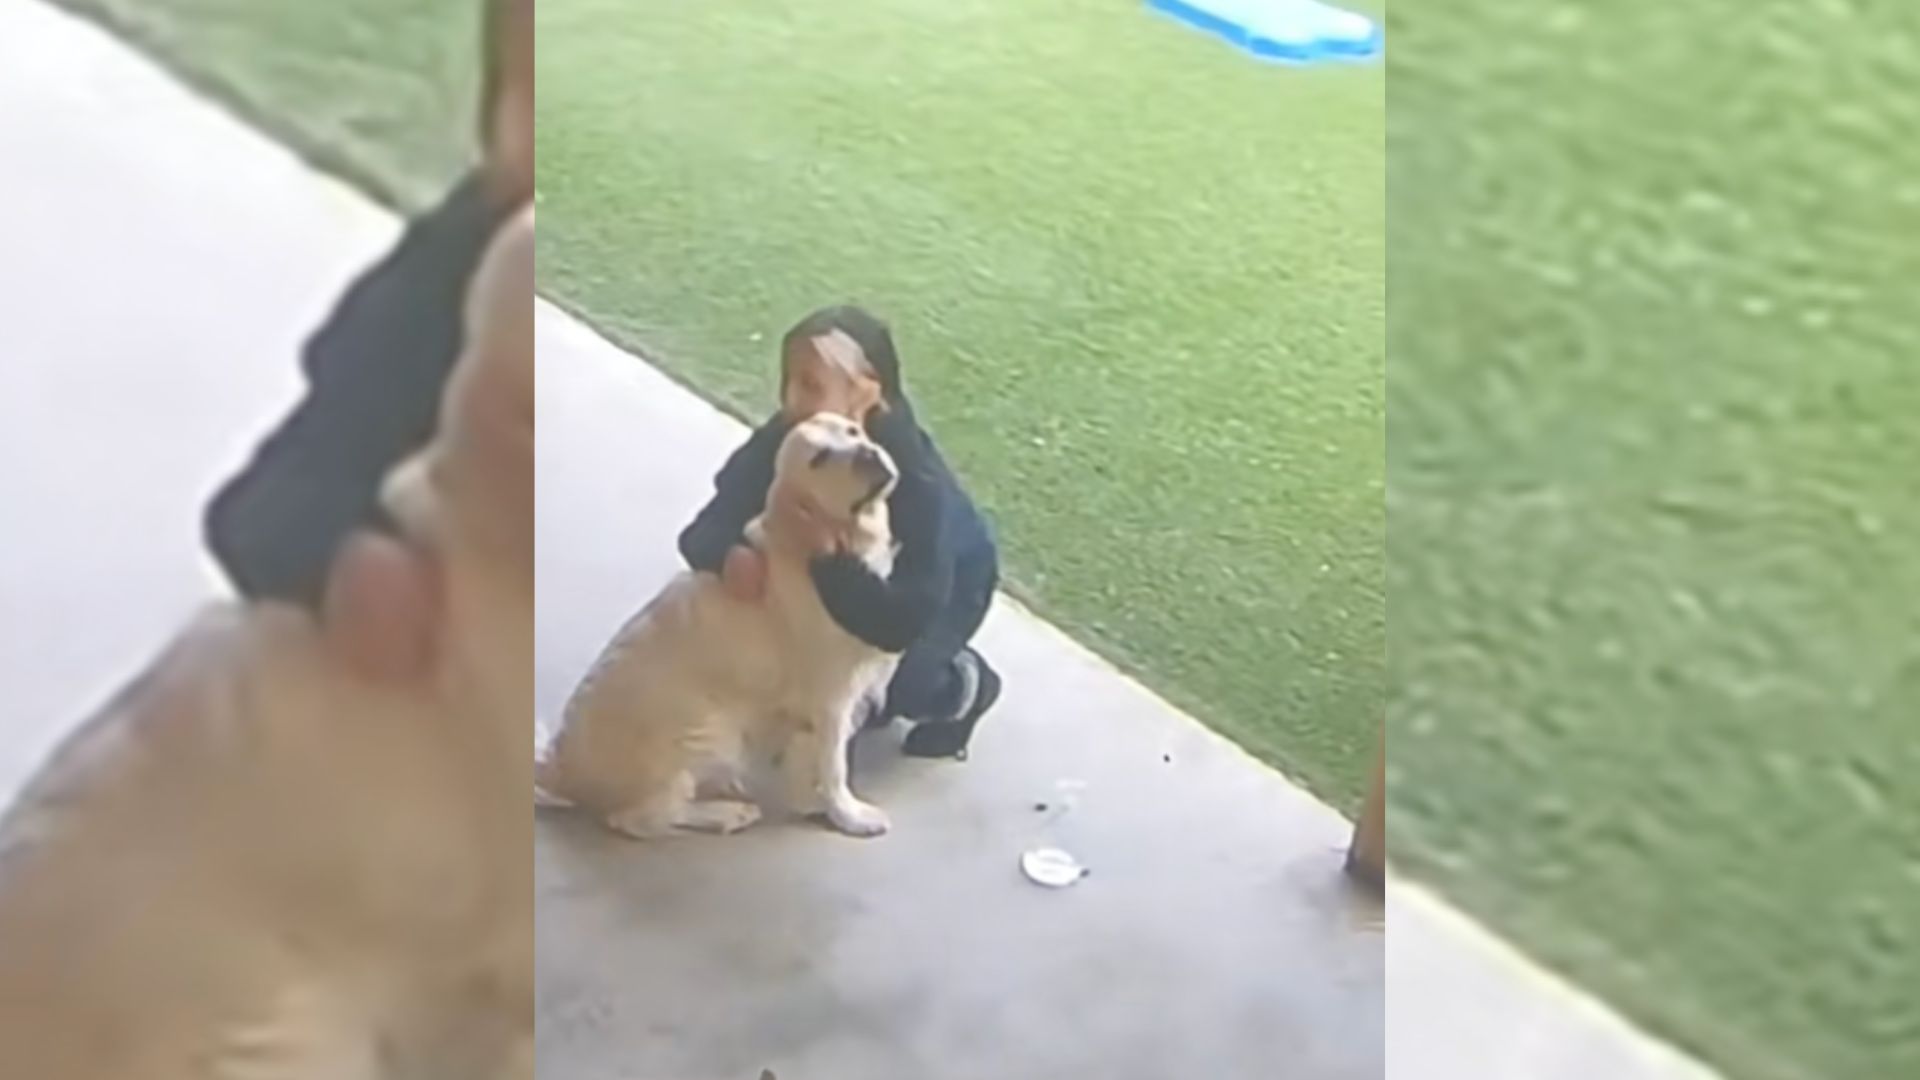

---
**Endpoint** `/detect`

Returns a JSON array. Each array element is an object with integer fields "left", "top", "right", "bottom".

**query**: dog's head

[{"left": 771, "top": 413, "right": 898, "bottom": 526}]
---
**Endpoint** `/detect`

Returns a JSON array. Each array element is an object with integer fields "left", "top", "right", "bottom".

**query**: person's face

[{"left": 782, "top": 330, "right": 885, "bottom": 423}]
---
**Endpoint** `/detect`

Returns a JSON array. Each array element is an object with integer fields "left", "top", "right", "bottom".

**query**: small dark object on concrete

[
  {"left": 1163, "top": 753, "right": 1173, "bottom": 764},
  {"left": 761, "top": 1070, "right": 777, "bottom": 1080},
  {"left": 1033, "top": 801, "right": 1049, "bottom": 812}
]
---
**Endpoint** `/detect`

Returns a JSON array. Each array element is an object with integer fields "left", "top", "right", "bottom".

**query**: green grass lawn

[
  {"left": 1391, "top": 3, "right": 1920, "bottom": 1078},
  {"left": 532, "top": 0, "right": 1385, "bottom": 806}
]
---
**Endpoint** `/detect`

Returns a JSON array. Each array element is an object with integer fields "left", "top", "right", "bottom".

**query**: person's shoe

[{"left": 902, "top": 650, "right": 1001, "bottom": 760}]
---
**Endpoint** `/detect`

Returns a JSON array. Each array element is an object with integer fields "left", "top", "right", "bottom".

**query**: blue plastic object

[{"left": 1148, "top": 0, "right": 1382, "bottom": 65}]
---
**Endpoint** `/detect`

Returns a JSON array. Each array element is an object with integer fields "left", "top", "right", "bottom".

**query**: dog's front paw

[
  {"left": 683, "top": 798, "right": 763, "bottom": 835},
  {"left": 825, "top": 797, "right": 890, "bottom": 839},
  {"left": 708, "top": 800, "right": 764, "bottom": 834}
]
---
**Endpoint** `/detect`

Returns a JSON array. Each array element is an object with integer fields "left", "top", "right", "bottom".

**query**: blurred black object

[{"left": 204, "top": 173, "right": 495, "bottom": 607}]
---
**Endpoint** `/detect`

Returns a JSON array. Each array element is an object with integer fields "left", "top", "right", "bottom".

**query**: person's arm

[
  {"left": 678, "top": 415, "right": 791, "bottom": 573},
  {"left": 809, "top": 415, "right": 955, "bottom": 653},
  {"left": 204, "top": 174, "right": 495, "bottom": 607}
]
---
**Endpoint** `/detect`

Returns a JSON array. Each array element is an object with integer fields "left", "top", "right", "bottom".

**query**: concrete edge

[
  {"left": 44, "top": 0, "right": 447, "bottom": 212},
  {"left": 1390, "top": 878, "right": 1724, "bottom": 1078},
  {"left": 16, "top": 0, "right": 409, "bottom": 230},
  {"left": 1390, "top": 880, "right": 1720, "bottom": 1068}
]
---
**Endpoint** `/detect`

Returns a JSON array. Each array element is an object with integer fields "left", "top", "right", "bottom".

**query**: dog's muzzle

[{"left": 852, "top": 443, "right": 895, "bottom": 483}]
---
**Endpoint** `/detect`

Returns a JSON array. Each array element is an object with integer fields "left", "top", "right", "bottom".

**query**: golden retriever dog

[
  {"left": 0, "top": 208, "right": 534, "bottom": 1080},
  {"left": 536, "top": 414, "right": 899, "bottom": 840}
]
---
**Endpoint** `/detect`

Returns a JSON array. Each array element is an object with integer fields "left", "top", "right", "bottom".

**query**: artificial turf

[
  {"left": 531, "top": 0, "right": 1387, "bottom": 807},
  {"left": 1390, "top": 3, "right": 1920, "bottom": 1078}
]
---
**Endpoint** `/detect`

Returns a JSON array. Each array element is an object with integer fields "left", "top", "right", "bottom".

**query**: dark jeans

[
  {"left": 204, "top": 175, "right": 494, "bottom": 607},
  {"left": 878, "top": 542, "right": 999, "bottom": 723}
]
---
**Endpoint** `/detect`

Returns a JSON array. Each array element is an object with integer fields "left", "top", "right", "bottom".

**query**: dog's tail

[{"left": 533, "top": 716, "right": 569, "bottom": 808}]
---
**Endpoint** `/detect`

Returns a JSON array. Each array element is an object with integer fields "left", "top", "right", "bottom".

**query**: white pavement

[
  {"left": 0, "top": 0, "right": 397, "bottom": 798},
  {"left": 0, "top": 2, "right": 1715, "bottom": 1078}
]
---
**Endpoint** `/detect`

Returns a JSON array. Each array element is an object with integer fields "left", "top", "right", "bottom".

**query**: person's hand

[
  {"left": 320, "top": 531, "right": 441, "bottom": 682},
  {"left": 721, "top": 545, "right": 768, "bottom": 604}
]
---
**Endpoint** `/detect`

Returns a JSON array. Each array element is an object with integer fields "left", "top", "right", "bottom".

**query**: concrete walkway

[
  {"left": 534, "top": 308, "right": 1708, "bottom": 1080},
  {"left": 0, "top": 3, "right": 1717, "bottom": 1078},
  {"left": 0, "top": 0, "right": 397, "bottom": 798},
  {"left": 535, "top": 306, "right": 1383, "bottom": 1080}
]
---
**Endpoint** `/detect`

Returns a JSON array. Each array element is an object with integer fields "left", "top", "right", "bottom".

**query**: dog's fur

[
  {"left": 536, "top": 414, "right": 900, "bottom": 840},
  {"left": 0, "top": 208, "right": 535, "bottom": 1079}
]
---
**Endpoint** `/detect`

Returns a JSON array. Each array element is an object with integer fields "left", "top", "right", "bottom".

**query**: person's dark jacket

[
  {"left": 677, "top": 308, "right": 994, "bottom": 654},
  {"left": 204, "top": 175, "right": 496, "bottom": 606}
]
